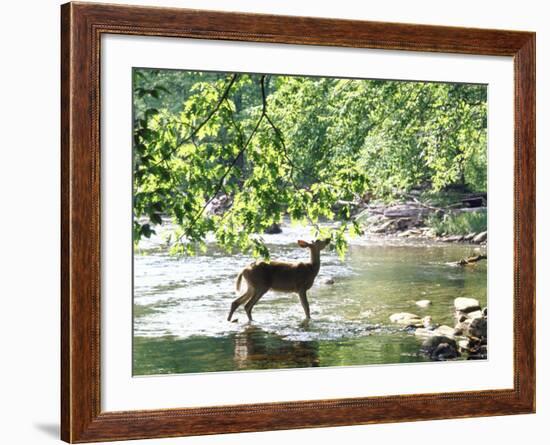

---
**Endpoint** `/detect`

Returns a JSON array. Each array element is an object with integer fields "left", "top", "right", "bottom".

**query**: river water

[{"left": 133, "top": 221, "right": 487, "bottom": 375}]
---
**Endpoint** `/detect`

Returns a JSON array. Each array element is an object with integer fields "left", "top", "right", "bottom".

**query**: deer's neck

[{"left": 309, "top": 249, "right": 321, "bottom": 276}]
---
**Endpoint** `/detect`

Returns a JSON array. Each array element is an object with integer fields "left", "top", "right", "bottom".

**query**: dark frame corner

[{"left": 61, "top": 2, "right": 535, "bottom": 442}]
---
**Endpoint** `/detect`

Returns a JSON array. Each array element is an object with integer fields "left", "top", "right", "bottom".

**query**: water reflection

[
  {"left": 132, "top": 327, "right": 429, "bottom": 375},
  {"left": 233, "top": 326, "right": 320, "bottom": 370}
]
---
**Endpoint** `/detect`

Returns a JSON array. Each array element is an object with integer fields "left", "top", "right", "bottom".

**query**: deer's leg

[
  {"left": 298, "top": 290, "right": 311, "bottom": 320},
  {"left": 245, "top": 288, "right": 268, "bottom": 322},
  {"left": 228, "top": 289, "right": 253, "bottom": 321}
]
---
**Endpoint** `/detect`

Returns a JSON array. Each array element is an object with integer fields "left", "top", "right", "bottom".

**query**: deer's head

[{"left": 297, "top": 238, "right": 331, "bottom": 252}]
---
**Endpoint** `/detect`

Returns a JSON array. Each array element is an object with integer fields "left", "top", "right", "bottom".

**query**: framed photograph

[{"left": 61, "top": 2, "right": 535, "bottom": 442}]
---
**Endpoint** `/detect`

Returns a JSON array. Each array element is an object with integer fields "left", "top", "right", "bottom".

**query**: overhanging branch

[{"left": 180, "top": 76, "right": 267, "bottom": 239}]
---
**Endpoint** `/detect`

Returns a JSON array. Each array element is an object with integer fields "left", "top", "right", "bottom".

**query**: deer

[{"left": 227, "top": 238, "right": 331, "bottom": 323}]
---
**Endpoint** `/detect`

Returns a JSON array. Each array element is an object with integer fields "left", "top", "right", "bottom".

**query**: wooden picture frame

[{"left": 61, "top": 2, "right": 535, "bottom": 442}]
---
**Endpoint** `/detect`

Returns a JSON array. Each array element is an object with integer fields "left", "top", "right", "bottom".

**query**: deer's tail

[{"left": 235, "top": 270, "right": 244, "bottom": 294}]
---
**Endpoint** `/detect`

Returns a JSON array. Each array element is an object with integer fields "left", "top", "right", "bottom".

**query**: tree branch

[
  {"left": 454, "top": 254, "right": 487, "bottom": 266},
  {"left": 147, "top": 74, "right": 239, "bottom": 169},
  {"left": 258, "top": 82, "right": 326, "bottom": 233},
  {"left": 179, "top": 76, "right": 267, "bottom": 240},
  {"left": 179, "top": 74, "right": 239, "bottom": 145}
]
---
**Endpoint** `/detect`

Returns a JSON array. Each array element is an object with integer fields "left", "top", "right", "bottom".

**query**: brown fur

[{"left": 227, "top": 239, "right": 330, "bottom": 322}]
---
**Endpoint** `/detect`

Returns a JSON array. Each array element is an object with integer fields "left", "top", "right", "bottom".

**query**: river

[{"left": 133, "top": 221, "right": 487, "bottom": 375}]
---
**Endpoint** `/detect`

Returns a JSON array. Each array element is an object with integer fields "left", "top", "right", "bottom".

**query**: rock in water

[
  {"left": 454, "top": 297, "right": 481, "bottom": 313},
  {"left": 415, "top": 328, "right": 435, "bottom": 338},
  {"left": 264, "top": 223, "right": 282, "bottom": 234},
  {"left": 415, "top": 299, "right": 432, "bottom": 308},
  {"left": 432, "top": 342, "right": 460, "bottom": 360},
  {"left": 324, "top": 278, "right": 335, "bottom": 285},
  {"left": 467, "top": 317, "right": 487, "bottom": 338},
  {"left": 466, "top": 310, "right": 483, "bottom": 320},
  {"left": 421, "top": 336, "right": 459, "bottom": 360},
  {"left": 458, "top": 338, "right": 470, "bottom": 351},
  {"left": 433, "top": 325, "right": 455, "bottom": 338},
  {"left": 389, "top": 312, "right": 423, "bottom": 327},
  {"left": 468, "top": 342, "right": 488, "bottom": 360},
  {"left": 422, "top": 316, "right": 436, "bottom": 329},
  {"left": 454, "top": 320, "right": 469, "bottom": 336}
]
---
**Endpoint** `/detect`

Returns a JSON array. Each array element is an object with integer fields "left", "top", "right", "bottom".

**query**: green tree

[{"left": 133, "top": 69, "right": 486, "bottom": 258}]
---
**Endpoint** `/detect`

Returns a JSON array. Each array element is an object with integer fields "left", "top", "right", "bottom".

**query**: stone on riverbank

[
  {"left": 356, "top": 195, "right": 487, "bottom": 244},
  {"left": 398, "top": 229, "right": 422, "bottom": 238},
  {"left": 383, "top": 204, "right": 429, "bottom": 219},
  {"left": 364, "top": 214, "right": 385, "bottom": 225},
  {"left": 442, "top": 235, "right": 464, "bottom": 243},
  {"left": 473, "top": 231, "right": 487, "bottom": 244}
]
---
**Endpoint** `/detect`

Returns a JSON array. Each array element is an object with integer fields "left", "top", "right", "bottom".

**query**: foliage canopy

[{"left": 133, "top": 69, "right": 487, "bottom": 258}]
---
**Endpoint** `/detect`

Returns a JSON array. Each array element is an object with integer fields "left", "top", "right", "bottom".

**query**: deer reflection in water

[{"left": 233, "top": 325, "right": 320, "bottom": 370}]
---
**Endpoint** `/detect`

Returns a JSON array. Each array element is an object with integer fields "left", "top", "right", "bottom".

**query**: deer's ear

[{"left": 297, "top": 240, "right": 310, "bottom": 248}]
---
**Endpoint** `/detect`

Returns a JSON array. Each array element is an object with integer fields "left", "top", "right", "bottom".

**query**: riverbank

[
  {"left": 200, "top": 189, "right": 488, "bottom": 247},
  {"left": 353, "top": 192, "right": 487, "bottom": 246}
]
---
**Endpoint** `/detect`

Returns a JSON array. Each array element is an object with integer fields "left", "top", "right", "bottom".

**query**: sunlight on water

[{"left": 133, "top": 221, "right": 486, "bottom": 375}]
